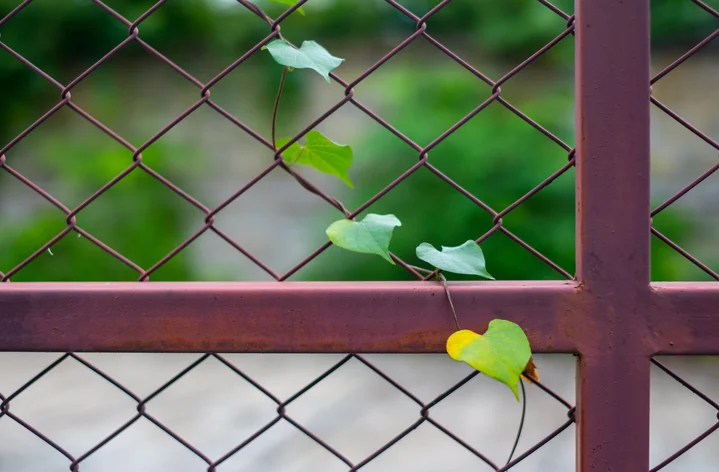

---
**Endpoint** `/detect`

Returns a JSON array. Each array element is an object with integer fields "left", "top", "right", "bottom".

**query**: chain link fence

[{"left": 1, "top": 0, "right": 718, "bottom": 471}]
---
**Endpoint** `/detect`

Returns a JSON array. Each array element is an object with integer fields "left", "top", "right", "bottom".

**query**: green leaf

[
  {"left": 268, "top": 0, "right": 306, "bottom": 16},
  {"left": 416, "top": 240, "right": 493, "bottom": 279},
  {"left": 277, "top": 131, "right": 353, "bottom": 187},
  {"left": 446, "top": 320, "right": 532, "bottom": 400},
  {"left": 264, "top": 40, "right": 344, "bottom": 82},
  {"left": 326, "top": 214, "right": 401, "bottom": 264}
]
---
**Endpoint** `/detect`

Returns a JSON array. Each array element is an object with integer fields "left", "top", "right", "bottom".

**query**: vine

[{"left": 262, "top": 0, "right": 537, "bottom": 463}]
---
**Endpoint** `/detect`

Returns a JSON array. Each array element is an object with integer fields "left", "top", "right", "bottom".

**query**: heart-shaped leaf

[
  {"left": 264, "top": 40, "right": 343, "bottom": 82},
  {"left": 446, "top": 320, "right": 532, "bottom": 400},
  {"left": 277, "top": 131, "right": 353, "bottom": 187},
  {"left": 326, "top": 214, "right": 401, "bottom": 264},
  {"left": 268, "top": 0, "right": 305, "bottom": 16},
  {"left": 416, "top": 240, "right": 493, "bottom": 279}
]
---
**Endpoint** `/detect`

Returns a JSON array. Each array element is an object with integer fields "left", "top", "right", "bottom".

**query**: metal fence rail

[{"left": 1, "top": 0, "right": 719, "bottom": 471}]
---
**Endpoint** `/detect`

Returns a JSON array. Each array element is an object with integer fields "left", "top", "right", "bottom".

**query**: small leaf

[
  {"left": 268, "top": 0, "right": 306, "bottom": 15},
  {"left": 264, "top": 40, "right": 344, "bottom": 82},
  {"left": 446, "top": 320, "right": 532, "bottom": 400},
  {"left": 326, "top": 214, "right": 401, "bottom": 264},
  {"left": 277, "top": 131, "right": 353, "bottom": 187},
  {"left": 416, "top": 240, "right": 493, "bottom": 279}
]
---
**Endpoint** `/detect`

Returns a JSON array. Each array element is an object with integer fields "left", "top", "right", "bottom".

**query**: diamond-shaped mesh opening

[
  {"left": 138, "top": 355, "right": 280, "bottom": 458},
  {"left": 0, "top": 0, "right": 129, "bottom": 84},
  {"left": 650, "top": 356, "right": 719, "bottom": 471},
  {"left": 3, "top": 105, "right": 137, "bottom": 209},
  {"left": 68, "top": 43, "right": 206, "bottom": 145},
  {"left": 0, "top": 353, "right": 576, "bottom": 471},
  {"left": 0, "top": 354, "right": 138, "bottom": 456},
  {"left": 0, "top": 0, "right": 576, "bottom": 282},
  {"left": 650, "top": 0, "right": 719, "bottom": 281},
  {"left": 78, "top": 417, "right": 211, "bottom": 472},
  {"left": 214, "top": 419, "right": 349, "bottom": 472}
]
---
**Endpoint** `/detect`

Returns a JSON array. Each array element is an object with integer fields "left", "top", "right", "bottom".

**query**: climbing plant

[{"left": 263, "top": 1, "right": 537, "bottom": 464}]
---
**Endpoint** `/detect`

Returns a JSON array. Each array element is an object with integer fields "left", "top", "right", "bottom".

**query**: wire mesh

[
  {"left": 650, "top": 0, "right": 719, "bottom": 280},
  {"left": 0, "top": 1, "right": 575, "bottom": 468},
  {"left": 0, "top": 353, "right": 576, "bottom": 471},
  {"left": 646, "top": 2, "right": 719, "bottom": 461},
  {"left": 0, "top": 0, "right": 575, "bottom": 282}
]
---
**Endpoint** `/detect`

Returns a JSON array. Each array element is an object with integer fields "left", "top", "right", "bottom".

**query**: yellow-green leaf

[
  {"left": 446, "top": 320, "right": 531, "bottom": 400},
  {"left": 277, "top": 131, "right": 353, "bottom": 187},
  {"left": 268, "top": 0, "right": 305, "bottom": 16}
]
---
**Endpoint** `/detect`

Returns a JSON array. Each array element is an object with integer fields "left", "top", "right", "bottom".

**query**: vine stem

[
  {"left": 409, "top": 264, "right": 528, "bottom": 465},
  {"left": 268, "top": 65, "right": 351, "bottom": 217},
  {"left": 436, "top": 272, "right": 460, "bottom": 331},
  {"left": 272, "top": 66, "right": 288, "bottom": 150},
  {"left": 408, "top": 266, "right": 460, "bottom": 330},
  {"left": 506, "top": 378, "right": 527, "bottom": 465}
]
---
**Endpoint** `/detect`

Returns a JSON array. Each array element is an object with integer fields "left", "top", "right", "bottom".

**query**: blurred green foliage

[{"left": 0, "top": 0, "right": 714, "bottom": 281}]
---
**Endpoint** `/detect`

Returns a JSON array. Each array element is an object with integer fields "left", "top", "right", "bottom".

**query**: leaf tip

[{"left": 511, "top": 382, "right": 521, "bottom": 401}]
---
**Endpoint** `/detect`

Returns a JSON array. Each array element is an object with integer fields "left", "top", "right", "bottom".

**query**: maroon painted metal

[
  {"left": 0, "top": 281, "right": 581, "bottom": 352},
  {"left": 2, "top": 281, "right": 717, "bottom": 356},
  {"left": 574, "top": 0, "right": 652, "bottom": 471},
  {"left": 1, "top": 0, "right": 719, "bottom": 471}
]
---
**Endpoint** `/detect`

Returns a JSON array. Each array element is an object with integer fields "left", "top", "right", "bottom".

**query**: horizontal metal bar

[
  {"left": 648, "top": 282, "right": 719, "bottom": 355},
  {"left": 0, "top": 281, "right": 581, "bottom": 352},
  {"left": 2, "top": 281, "right": 717, "bottom": 354}
]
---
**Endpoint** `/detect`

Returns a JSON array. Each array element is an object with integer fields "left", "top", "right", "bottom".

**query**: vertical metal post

[{"left": 575, "top": 0, "right": 652, "bottom": 470}]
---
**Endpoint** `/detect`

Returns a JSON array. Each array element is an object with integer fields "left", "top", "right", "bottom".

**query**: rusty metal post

[{"left": 575, "top": 0, "right": 652, "bottom": 470}]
